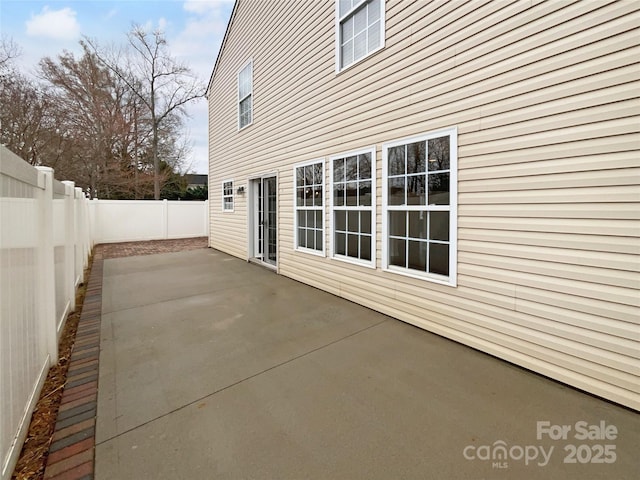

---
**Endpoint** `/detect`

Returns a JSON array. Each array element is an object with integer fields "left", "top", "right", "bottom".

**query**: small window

[
  {"left": 222, "top": 180, "right": 234, "bottom": 212},
  {"left": 294, "top": 160, "right": 325, "bottom": 255},
  {"left": 238, "top": 61, "right": 252, "bottom": 129},
  {"left": 330, "top": 147, "right": 376, "bottom": 266},
  {"left": 336, "top": 0, "right": 384, "bottom": 71},
  {"left": 382, "top": 127, "right": 457, "bottom": 286}
]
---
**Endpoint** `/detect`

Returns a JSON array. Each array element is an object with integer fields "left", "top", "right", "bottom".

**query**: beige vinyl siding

[{"left": 209, "top": 0, "right": 640, "bottom": 410}]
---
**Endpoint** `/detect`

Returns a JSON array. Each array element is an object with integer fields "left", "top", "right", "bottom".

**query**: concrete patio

[{"left": 92, "top": 247, "right": 638, "bottom": 479}]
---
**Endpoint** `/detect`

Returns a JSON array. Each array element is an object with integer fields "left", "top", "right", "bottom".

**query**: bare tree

[
  {"left": 0, "top": 35, "right": 20, "bottom": 73},
  {"left": 38, "top": 44, "right": 159, "bottom": 198},
  {"left": 85, "top": 25, "right": 204, "bottom": 199},
  {"left": 0, "top": 71, "right": 59, "bottom": 165}
]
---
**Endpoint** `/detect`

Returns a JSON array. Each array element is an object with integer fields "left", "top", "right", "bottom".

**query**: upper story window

[
  {"left": 330, "top": 147, "right": 376, "bottom": 266},
  {"left": 238, "top": 61, "right": 252, "bottom": 129},
  {"left": 382, "top": 128, "right": 458, "bottom": 286},
  {"left": 222, "top": 180, "right": 234, "bottom": 211},
  {"left": 336, "top": 0, "right": 384, "bottom": 71},
  {"left": 294, "top": 159, "right": 325, "bottom": 255}
]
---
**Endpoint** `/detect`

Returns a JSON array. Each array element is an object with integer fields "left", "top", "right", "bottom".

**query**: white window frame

[
  {"left": 329, "top": 146, "right": 376, "bottom": 268},
  {"left": 222, "top": 179, "right": 234, "bottom": 212},
  {"left": 237, "top": 60, "right": 253, "bottom": 130},
  {"left": 293, "top": 159, "right": 325, "bottom": 256},
  {"left": 381, "top": 127, "right": 458, "bottom": 286},
  {"left": 335, "top": 0, "right": 385, "bottom": 73}
]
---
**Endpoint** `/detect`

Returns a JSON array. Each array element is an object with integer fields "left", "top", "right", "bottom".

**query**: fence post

[
  {"left": 35, "top": 167, "right": 58, "bottom": 366},
  {"left": 83, "top": 193, "right": 92, "bottom": 265},
  {"left": 62, "top": 181, "right": 76, "bottom": 312},
  {"left": 204, "top": 200, "right": 210, "bottom": 238},
  {"left": 162, "top": 199, "right": 168, "bottom": 239},
  {"left": 90, "top": 198, "right": 99, "bottom": 245},
  {"left": 74, "top": 188, "right": 84, "bottom": 281}
]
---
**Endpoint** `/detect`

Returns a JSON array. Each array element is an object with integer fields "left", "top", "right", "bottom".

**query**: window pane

[
  {"left": 369, "top": 0, "right": 381, "bottom": 23},
  {"left": 342, "top": 16, "right": 354, "bottom": 41},
  {"left": 304, "top": 186, "right": 313, "bottom": 207},
  {"left": 335, "top": 210, "right": 346, "bottom": 231},
  {"left": 407, "top": 175, "right": 426, "bottom": 205},
  {"left": 347, "top": 210, "right": 359, "bottom": 233},
  {"left": 346, "top": 181, "right": 358, "bottom": 206},
  {"left": 296, "top": 167, "right": 304, "bottom": 187},
  {"left": 408, "top": 240, "right": 427, "bottom": 271},
  {"left": 305, "top": 165, "right": 313, "bottom": 186},
  {"left": 389, "top": 238, "right": 406, "bottom": 267},
  {"left": 238, "top": 65, "right": 251, "bottom": 98},
  {"left": 388, "top": 146, "right": 405, "bottom": 175},
  {"left": 315, "top": 210, "right": 323, "bottom": 230},
  {"left": 239, "top": 97, "right": 252, "bottom": 128},
  {"left": 429, "top": 243, "right": 449, "bottom": 276},
  {"left": 298, "top": 210, "right": 306, "bottom": 227},
  {"left": 315, "top": 231, "right": 322, "bottom": 251},
  {"left": 368, "top": 22, "right": 381, "bottom": 52},
  {"left": 296, "top": 187, "right": 304, "bottom": 207},
  {"left": 360, "top": 210, "right": 372, "bottom": 235},
  {"left": 428, "top": 173, "right": 450, "bottom": 205},
  {"left": 307, "top": 230, "right": 315, "bottom": 250},
  {"left": 429, "top": 211, "right": 449, "bottom": 241},
  {"left": 358, "top": 153, "right": 371, "bottom": 179},
  {"left": 339, "top": 0, "right": 351, "bottom": 18},
  {"left": 408, "top": 211, "right": 427, "bottom": 239},
  {"left": 354, "top": 6, "right": 367, "bottom": 33},
  {"left": 359, "top": 180, "right": 372, "bottom": 206},
  {"left": 298, "top": 229, "right": 306, "bottom": 248},
  {"left": 307, "top": 210, "right": 315, "bottom": 229},
  {"left": 313, "top": 186, "right": 323, "bottom": 206},
  {"left": 333, "top": 158, "right": 345, "bottom": 182},
  {"left": 428, "top": 136, "right": 450, "bottom": 171},
  {"left": 388, "top": 177, "right": 405, "bottom": 205},
  {"left": 334, "top": 184, "right": 344, "bottom": 206},
  {"left": 347, "top": 234, "right": 359, "bottom": 258},
  {"left": 389, "top": 211, "right": 406, "bottom": 237},
  {"left": 336, "top": 232, "right": 346, "bottom": 255},
  {"left": 345, "top": 156, "right": 357, "bottom": 181},
  {"left": 314, "top": 163, "right": 323, "bottom": 185},
  {"left": 360, "top": 235, "right": 372, "bottom": 261},
  {"left": 354, "top": 31, "right": 367, "bottom": 60},
  {"left": 342, "top": 40, "right": 353, "bottom": 67},
  {"left": 407, "top": 142, "right": 426, "bottom": 174}
]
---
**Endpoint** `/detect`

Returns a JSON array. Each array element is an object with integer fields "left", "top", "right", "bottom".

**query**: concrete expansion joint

[
  {"left": 95, "top": 318, "right": 389, "bottom": 446},
  {"left": 102, "top": 285, "right": 245, "bottom": 315}
]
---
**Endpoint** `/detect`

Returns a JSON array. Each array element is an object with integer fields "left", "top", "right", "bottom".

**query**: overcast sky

[{"left": 1, "top": 0, "right": 235, "bottom": 174}]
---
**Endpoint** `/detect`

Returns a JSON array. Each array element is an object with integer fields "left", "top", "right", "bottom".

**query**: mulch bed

[{"left": 11, "top": 238, "right": 209, "bottom": 480}]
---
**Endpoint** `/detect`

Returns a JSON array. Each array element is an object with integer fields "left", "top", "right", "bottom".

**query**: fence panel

[
  {"left": 0, "top": 150, "right": 53, "bottom": 480},
  {"left": 52, "top": 181, "right": 69, "bottom": 333},
  {"left": 92, "top": 199, "right": 208, "bottom": 243},
  {"left": 0, "top": 148, "right": 92, "bottom": 480},
  {"left": 167, "top": 200, "right": 209, "bottom": 239}
]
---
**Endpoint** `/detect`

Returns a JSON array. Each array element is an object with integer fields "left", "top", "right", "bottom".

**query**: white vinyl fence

[
  {"left": 0, "top": 146, "right": 92, "bottom": 480},
  {"left": 90, "top": 198, "right": 209, "bottom": 244},
  {"left": 0, "top": 146, "right": 209, "bottom": 480}
]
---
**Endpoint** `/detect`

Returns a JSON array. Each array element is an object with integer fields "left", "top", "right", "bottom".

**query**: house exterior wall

[{"left": 208, "top": 0, "right": 640, "bottom": 410}]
